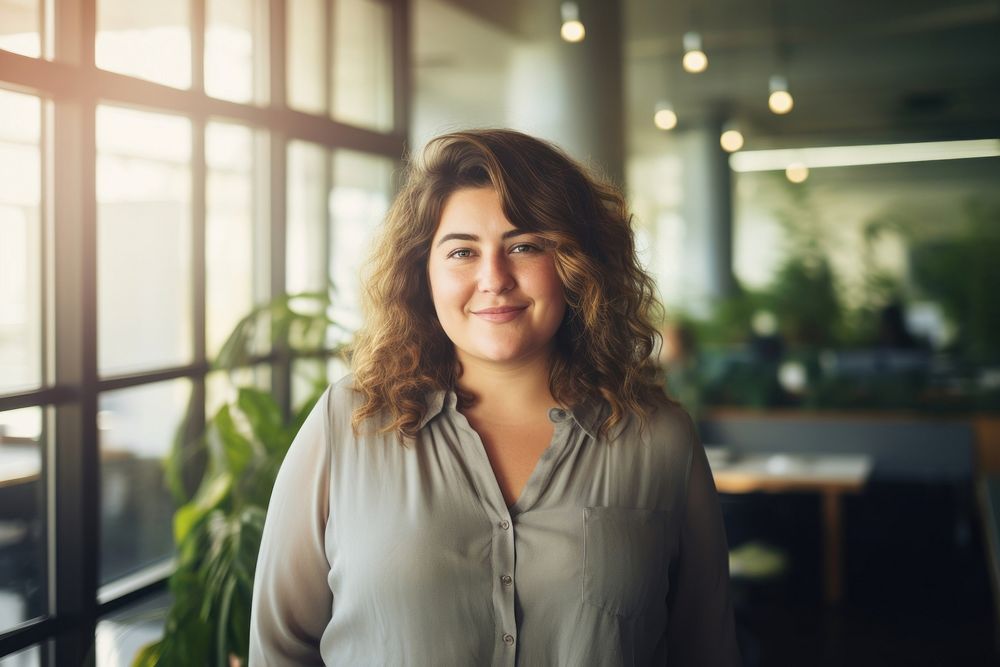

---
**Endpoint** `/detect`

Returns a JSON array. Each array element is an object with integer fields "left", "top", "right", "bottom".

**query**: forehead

[{"left": 434, "top": 187, "right": 517, "bottom": 237}]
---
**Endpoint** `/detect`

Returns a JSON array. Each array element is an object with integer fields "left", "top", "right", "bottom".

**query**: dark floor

[{"left": 723, "top": 481, "right": 999, "bottom": 667}]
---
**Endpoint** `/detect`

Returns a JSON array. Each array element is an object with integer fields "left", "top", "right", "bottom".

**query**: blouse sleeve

[
  {"left": 664, "top": 419, "right": 742, "bottom": 666},
  {"left": 249, "top": 387, "right": 334, "bottom": 666}
]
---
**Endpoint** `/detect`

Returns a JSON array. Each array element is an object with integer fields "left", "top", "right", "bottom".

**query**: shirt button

[
  {"left": 548, "top": 408, "right": 567, "bottom": 422},
  {"left": 498, "top": 519, "right": 510, "bottom": 530},
  {"left": 502, "top": 633, "right": 515, "bottom": 645},
  {"left": 500, "top": 574, "right": 513, "bottom": 586}
]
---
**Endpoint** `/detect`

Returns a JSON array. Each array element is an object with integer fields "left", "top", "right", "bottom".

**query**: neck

[{"left": 455, "top": 351, "right": 558, "bottom": 421}]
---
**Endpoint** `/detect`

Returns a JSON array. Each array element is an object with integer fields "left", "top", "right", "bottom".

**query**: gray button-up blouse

[{"left": 249, "top": 376, "right": 740, "bottom": 666}]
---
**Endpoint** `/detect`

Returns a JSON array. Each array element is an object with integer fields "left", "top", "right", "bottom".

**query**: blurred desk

[
  {"left": 709, "top": 451, "right": 873, "bottom": 605},
  {"left": 0, "top": 446, "right": 40, "bottom": 489}
]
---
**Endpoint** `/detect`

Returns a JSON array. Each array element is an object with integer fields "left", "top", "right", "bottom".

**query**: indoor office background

[{"left": 0, "top": 0, "right": 998, "bottom": 666}]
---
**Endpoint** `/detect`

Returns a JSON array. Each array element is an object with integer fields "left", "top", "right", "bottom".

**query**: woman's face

[{"left": 427, "top": 187, "right": 566, "bottom": 370}]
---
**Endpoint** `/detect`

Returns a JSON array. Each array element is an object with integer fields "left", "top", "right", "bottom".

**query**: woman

[{"left": 250, "top": 129, "right": 740, "bottom": 666}]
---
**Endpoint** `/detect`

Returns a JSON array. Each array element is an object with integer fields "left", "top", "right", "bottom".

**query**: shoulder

[
  {"left": 645, "top": 400, "right": 698, "bottom": 445},
  {"left": 601, "top": 401, "right": 700, "bottom": 506},
  {"left": 328, "top": 373, "right": 359, "bottom": 406},
  {"left": 587, "top": 396, "right": 694, "bottom": 445},
  {"left": 617, "top": 400, "right": 698, "bottom": 467},
  {"left": 598, "top": 399, "right": 696, "bottom": 453},
  {"left": 326, "top": 372, "right": 395, "bottom": 437},
  {"left": 311, "top": 374, "right": 359, "bottom": 436}
]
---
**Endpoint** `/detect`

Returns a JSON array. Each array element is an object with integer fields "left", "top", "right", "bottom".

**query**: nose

[{"left": 477, "top": 251, "right": 515, "bottom": 294}]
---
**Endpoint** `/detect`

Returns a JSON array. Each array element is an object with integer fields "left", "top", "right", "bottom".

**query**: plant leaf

[
  {"left": 175, "top": 473, "right": 233, "bottom": 544},
  {"left": 213, "top": 405, "right": 255, "bottom": 475},
  {"left": 236, "top": 388, "right": 286, "bottom": 455}
]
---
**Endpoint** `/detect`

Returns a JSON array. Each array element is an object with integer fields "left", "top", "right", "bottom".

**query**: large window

[{"left": 0, "top": 0, "right": 408, "bottom": 663}]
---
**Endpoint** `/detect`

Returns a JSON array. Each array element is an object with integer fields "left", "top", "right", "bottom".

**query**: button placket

[
  {"left": 452, "top": 406, "right": 520, "bottom": 665},
  {"left": 494, "top": 513, "right": 517, "bottom": 662}
]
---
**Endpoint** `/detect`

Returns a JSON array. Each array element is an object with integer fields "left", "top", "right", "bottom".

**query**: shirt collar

[
  {"left": 417, "top": 388, "right": 448, "bottom": 430},
  {"left": 418, "top": 386, "right": 603, "bottom": 441},
  {"left": 569, "top": 396, "right": 604, "bottom": 441}
]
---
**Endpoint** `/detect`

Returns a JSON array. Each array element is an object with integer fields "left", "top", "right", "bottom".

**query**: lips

[{"left": 472, "top": 305, "right": 528, "bottom": 323}]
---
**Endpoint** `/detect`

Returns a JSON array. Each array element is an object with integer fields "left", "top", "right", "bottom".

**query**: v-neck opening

[
  {"left": 506, "top": 428, "right": 562, "bottom": 514},
  {"left": 455, "top": 409, "right": 567, "bottom": 516}
]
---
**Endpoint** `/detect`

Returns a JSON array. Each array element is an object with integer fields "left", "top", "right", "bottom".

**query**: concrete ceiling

[
  {"left": 626, "top": 0, "right": 1000, "bottom": 151},
  {"left": 415, "top": 0, "right": 1000, "bottom": 152}
]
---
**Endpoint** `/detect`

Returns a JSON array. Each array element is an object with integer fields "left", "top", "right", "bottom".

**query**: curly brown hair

[{"left": 350, "top": 128, "right": 667, "bottom": 439}]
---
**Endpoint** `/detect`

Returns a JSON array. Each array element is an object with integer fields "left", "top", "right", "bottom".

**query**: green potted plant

[{"left": 133, "top": 291, "right": 347, "bottom": 666}]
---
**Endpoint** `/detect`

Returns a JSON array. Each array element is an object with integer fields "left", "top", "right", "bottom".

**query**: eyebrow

[{"left": 435, "top": 230, "right": 534, "bottom": 247}]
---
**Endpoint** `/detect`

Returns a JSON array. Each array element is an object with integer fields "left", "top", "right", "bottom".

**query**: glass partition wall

[{"left": 0, "top": 0, "right": 409, "bottom": 663}]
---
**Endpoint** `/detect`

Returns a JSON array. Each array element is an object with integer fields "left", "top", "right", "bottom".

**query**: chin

[
  {"left": 467, "top": 341, "right": 548, "bottom": 366},
  {"left": 475, "top": 349, "right": 526, "bottom": 364}
]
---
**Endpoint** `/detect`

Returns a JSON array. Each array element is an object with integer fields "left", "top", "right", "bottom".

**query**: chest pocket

[{"left": 583, "top": 507, "right": 670, "bottom": 618}]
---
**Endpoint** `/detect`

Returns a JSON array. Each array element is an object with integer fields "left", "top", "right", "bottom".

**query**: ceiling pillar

[
  {"left": 679, "top": 116, "right": 737, "bottom": 310},
  {"left": 505, "top": 0, "right": 624, "bottom": 185}
]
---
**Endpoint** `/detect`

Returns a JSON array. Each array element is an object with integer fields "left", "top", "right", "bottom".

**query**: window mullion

[
  {"left": 191, "top": 0, "right": 206, "bottom": 94},
  {"left": 47, "top": 0, "right": 100, "bottom": 663},
  {"left": 270, "top": 0, "right": 287, "bottom": 110},
  {"left": 392, "top": 0, "right": 410, "bottom": 138},
  {"left": 191, "top": 114, "right": 208, "bottom": 452},
  {"left": 269, "top": 0, "right": 291, "bottom": 414},
  {"left": 325, "top": 0, "right": 334, "bottom": 117},
  {"left": 49, "top": 95, "right": 100, "bottom": 667},
  {"left": 270, "top": 132, "right": 290, "bottom": 416}
]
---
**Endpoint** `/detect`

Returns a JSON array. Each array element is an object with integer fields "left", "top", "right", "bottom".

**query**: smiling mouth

[{"left": 472, "top": 305, "right": 527, "bottom": 322}]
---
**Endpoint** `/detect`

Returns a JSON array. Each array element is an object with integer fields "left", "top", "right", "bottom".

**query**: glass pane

[
  {"left": 96, "top": 591, "right": 170, "bottom": 667},
  {"left": 286, "top": 0, "right": 325, "bottom": 114},
  {"left": 205, "top": 0, "right": 266, "bottom": 104},
  {"left": 329, "top": 151, "right": 392, "bottom": 336},
  {"left": 0, "top": 0, "right": 40, "bottom": 57},
  {"left": 0, "top": 407, "right": 45, "bottom": 633},
  {"left": 99, "top": 379, "right": 191, "bottom": 585},
  {"left": 97, "top": 106, "right": 192, "bottom": 376},
  {"left": 96, "top": 0, "right": 191, "bottom": 89},
  {"left": 206, "top": 122, "right": 269, "bottom": 359},
  {"left": 332, "top": 0, "right": 394, "bottom": 131},
  {"left": 286, "top": 141, "right": 328, "bottom": 295},
  {"left": 0, "top": 643, "right": 41, "bottom": 667},
  {"left": 0, "top": 90, "right": 41, "bottom": 394}
]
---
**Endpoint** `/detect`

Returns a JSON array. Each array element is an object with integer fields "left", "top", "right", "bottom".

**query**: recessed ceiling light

[
  {"left": 560, "top": 2, "right": 586, "bottom": 43},
  {"left": 653, "top": 101, "right": 678, "bottom": 130}
]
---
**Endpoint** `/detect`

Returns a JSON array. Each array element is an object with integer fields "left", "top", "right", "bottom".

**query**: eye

[
  {"left": 446, "top": 248, "right": 474, "bottom": 259},
  {"left": 510, "top": 243, "right": 540, "bottom": 254}
]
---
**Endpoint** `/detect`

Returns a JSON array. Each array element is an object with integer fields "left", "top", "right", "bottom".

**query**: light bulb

[
  {"left": 560, "top": 2, "right": 585, "bottom": 43},
  {"left": 720, "top": 128, "right": 744, "bottom": 152},
  {"left": 561, "top": 20, "right": 585, "bottom": 42},
  {"left": 768, "top": 75, "right": 794, "bottom": 114},
  {"left": 785, "top": 162, "right": 809, "bottom": 183},
  {"left": 682, "top": 50, "right": 708, "bottom": 73},
  {"left": 653, "top": 102, "right": 677, "bottom": 130},
  {"left": 769, "top": 90, "right": 794, "bottom": 114},
  {"left": 682, "top": 32, "right": 708, "bottom": 73}
]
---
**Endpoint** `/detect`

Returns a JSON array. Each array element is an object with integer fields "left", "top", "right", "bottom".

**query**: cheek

[
  {"left": 427, "top": 263, "right": 466, "bottom": 311},
  {"left": 536, "top": 262, "right": 567, "bottom": 304}
]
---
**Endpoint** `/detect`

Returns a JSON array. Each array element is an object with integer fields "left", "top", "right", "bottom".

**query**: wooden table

[{"left": 708, "top": 451, "right": 873, "bottom": 605}]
